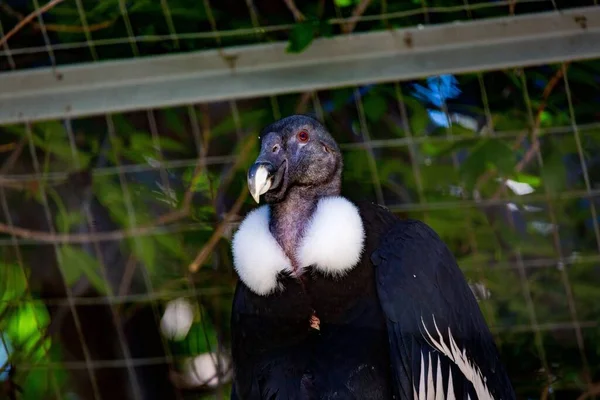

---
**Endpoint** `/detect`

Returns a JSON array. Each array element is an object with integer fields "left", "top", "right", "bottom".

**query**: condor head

[{"left": 247, "top": 115, "right": 342, "bottom": 204}]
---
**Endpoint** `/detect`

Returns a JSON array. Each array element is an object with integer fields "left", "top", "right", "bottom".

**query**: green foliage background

[{"left": 1, "top": 0, "right": 600, "bottom": 399}]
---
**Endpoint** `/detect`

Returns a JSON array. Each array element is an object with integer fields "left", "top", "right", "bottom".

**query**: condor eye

[{"left": 297, "top": 130, "right": 310, "bottom": 143}]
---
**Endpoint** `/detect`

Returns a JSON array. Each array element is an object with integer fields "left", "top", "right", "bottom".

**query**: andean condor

[{"left": 230, "top": 115, "right": 515, "bottom": 399}]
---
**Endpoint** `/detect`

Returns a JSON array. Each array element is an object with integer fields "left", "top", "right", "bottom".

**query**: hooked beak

[{"left": 247, "top": 162, "right": 276, "bottom": 204}]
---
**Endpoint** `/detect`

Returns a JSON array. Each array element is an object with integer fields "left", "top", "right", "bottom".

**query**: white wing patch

[
  {"left": 231, "top": 196, "right": 365, "bottom": 296},
  {"left": 413, "top": 352, "right": 455, "bottom": 400},
  {"left": 414, "top": 315, "right": 495, "bottom": 400}
]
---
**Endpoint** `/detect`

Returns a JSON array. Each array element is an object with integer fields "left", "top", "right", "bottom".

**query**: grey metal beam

[{"left": 1, "top": 6, "right": 600, "bottom": 124}]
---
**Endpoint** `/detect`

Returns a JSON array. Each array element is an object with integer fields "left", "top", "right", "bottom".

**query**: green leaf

[
  {"left": 154, "top": 233, "right": 188, "bottom": 263},
  {"left": 342, "top": 150, "right": 371, "bottom": 182},
  {"left": 128, "top": 0, "right": 155, "bottom": 14},
  {"left": 514, "top": 173, "right": 542, "bottom": 187},
  {"left": 154, "top": 136, "right": 188, "bottom": 152},
  {"left": 30, "top": 121, "right": 91, "bottom": 167},
  {"left": 431, "top": 138, "right": 480, "bottom": 159},
  {"left": 492, "top": 110, "right": 529, "bottom": 131},
  {"left": 56, "top": 211, "right": 85, "bottom": 233},
  {"left": 459, "top": 139, "right": 516, "bottom": 188},
  {"left": 169, "top": 6, "right": 210, "bottom": 20},
  {"left": 565, "top": 65, "right": 600, "bottom": 89},
  {"left": 125, "top": 132, "right": 186, "bottom": 164},
  {"left": 130, "top": 132, "right": 154, "bottom": 152},
  {"left": 170, "top": 304, "right": 220, "bottom": 358},
  {"left": 420, "top": 164, "right": 460, "bottom": 190},
  {"left": 211, "top": 109, "right": 267, "bottom": 138},
  {"left": 424, "top": 209, "right": 474, "bottom": 243},
  {"left": 20, "top": 367, "right": 68, "bottom": 400},
  {"left": 505, "top": 70, "right": 524, "bottom": 90},
  {"left": 0, "top": 124, "right": 25, "bottom": 138},
  {"left": 88, "top": 0, "right": 121, "bottom": 18},
  {"left": 4, "top": 302, "right": 51, "bottom": 361},
  {"left": 363, "top": 94, "right": 387, "bottom": 123},
  {"left": 539, "top": 110, "right": 552, "bottom": 126},
  {"left": 163, "top": 109, "right": 186, "bottom": 136},
  {"left": 329, "top": 88, "right": 355, "bottom": 111},
  {"left": 131, "top": 237, "right": 158, "bottom": 276},
  {"left": 378, "top": 158, "right": 413, "bottom": 183},
  {"left": 189, "top": 171, "right": 212, "bottom": 194},
  {"left": 57, "top": 245, "right": 107, "bottom": 293},
  {"left": 286, "top": 21, "right": 316, "bottom": 53},
  {"left": 404, "top": 97, "right": 429, "bottom": 136},
  {"left": 93, "top": 178, "right": 129, "bottom": 226},
  {"left": 541, "top": 150, "right": 567, "bottom": 194},
  {"left": 0, "top": 263, "right": 27, "bottom": 302},
  {"left": 334, "top": 0, "right": 354, "bottom": 7}
]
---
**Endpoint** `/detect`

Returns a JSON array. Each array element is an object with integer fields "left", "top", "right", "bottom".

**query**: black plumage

[{"left": 230, "top": 115, "right": 515, "bottom": 399}]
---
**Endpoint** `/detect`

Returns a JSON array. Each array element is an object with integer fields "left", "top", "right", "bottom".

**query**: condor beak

[{"left": 247, "top": 162, "right": 275, "bottom": 204}]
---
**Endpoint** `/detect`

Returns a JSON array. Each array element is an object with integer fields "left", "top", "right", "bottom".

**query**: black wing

[{"left": 371, "top": 218, "right": 515, "bottom": 400}]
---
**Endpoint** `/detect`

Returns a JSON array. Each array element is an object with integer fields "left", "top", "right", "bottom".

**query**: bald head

[{"left": 248, "top": 115, "right": 343, "bottom": 204}]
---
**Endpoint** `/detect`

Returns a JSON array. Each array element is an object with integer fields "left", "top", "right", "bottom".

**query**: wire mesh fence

[
  {"left": 2, "top": 1, "right": 600, "bottom": 400},
  {"left": 0, "top": 0, "right": 597, "bottom": 73}
]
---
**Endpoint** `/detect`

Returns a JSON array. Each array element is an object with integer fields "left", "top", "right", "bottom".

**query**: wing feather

[{"left": 371, "top": 218, "right": 515, "bottom": 400}]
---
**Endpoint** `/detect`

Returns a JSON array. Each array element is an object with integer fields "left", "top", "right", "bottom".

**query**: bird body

[
  {"left": 230, "top": 115, "right": 515, "bottom": 400},
  {"left": 232, "top": 197, "right": 394, "bottom": 399}
]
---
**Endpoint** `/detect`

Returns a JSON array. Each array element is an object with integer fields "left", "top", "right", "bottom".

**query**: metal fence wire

[
  {"left": 1, "top": 0, "right": 600, "bottom": 399},
  {"left": 0, "top": 0, "right": 593, "bottom": 69}
]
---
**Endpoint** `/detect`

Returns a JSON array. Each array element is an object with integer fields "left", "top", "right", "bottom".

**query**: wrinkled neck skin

[{"left": 269, "top": 181, "right": 340, "bottom": 273}]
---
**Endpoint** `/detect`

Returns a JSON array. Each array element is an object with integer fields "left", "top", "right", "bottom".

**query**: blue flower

[
  {"left": 412, "top": 75, "right": 461, "bottom": 108},
  {"left": 0, "top": 335, "right": 11, "bottom": 381}
]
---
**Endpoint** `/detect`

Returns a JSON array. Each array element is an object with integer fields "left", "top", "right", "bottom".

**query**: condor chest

[
  {"left": 231, "top": 197, "right": 395, "bottom": 340},
  {"left": 301, "top": 259, "right": 381, "bottom": 326}
]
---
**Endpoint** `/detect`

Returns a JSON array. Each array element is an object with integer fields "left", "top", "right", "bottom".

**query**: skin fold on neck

[{"left": 269, "top": 179, "right": 341, "bottom": 274}]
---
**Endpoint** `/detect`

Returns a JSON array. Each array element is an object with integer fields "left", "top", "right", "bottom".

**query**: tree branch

[
  {"left": 342, "top": 0, "right": 373, "bottom": 34},
  {"left": 188, "top": 187, "right": 248, "bottom": 273},
  {"left": 0, "top": 0, "right": 65, "bottom": 48},
  {"left": 0, "top": 131, "right": 255, "bottom": 249},
  {"left": 283, "top": 0, "right": 305, "bottom": 21},
  {"left": 0, "top": 138, "right": 26, "bottom": 174},
  {"left": 577, "top": 383, "right": 600, "bottom": 400},
  {"left": 188, "top": 135, "right": 257, "bottom": 272},
  {"left": 0, "top": 3, "right": 113, "bottom": 34},
  {"left": 473, "top": 64, "right": 570, "bottom": 198}
]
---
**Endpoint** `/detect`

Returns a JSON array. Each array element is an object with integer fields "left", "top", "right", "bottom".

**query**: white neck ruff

[{"left": 231, "top": 196, "right": 365, "bottom": 296}]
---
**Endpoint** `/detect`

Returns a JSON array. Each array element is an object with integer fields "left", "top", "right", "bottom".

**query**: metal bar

[{"left": 1, "top": 6, "right": 600, "bottom": 124}]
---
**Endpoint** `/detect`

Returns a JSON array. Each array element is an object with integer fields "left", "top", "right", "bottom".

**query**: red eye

[{"left": 297, "top": 130, "right": 310, "bottom": 143}]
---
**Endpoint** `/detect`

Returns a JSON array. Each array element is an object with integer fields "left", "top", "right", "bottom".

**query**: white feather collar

[{"left": 231, "top": 196, "right": 365, "bottom": 296}]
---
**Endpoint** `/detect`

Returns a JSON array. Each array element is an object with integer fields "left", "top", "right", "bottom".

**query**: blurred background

[{"left": 1, "top": 0, "right": 600, "bottom": 399}]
